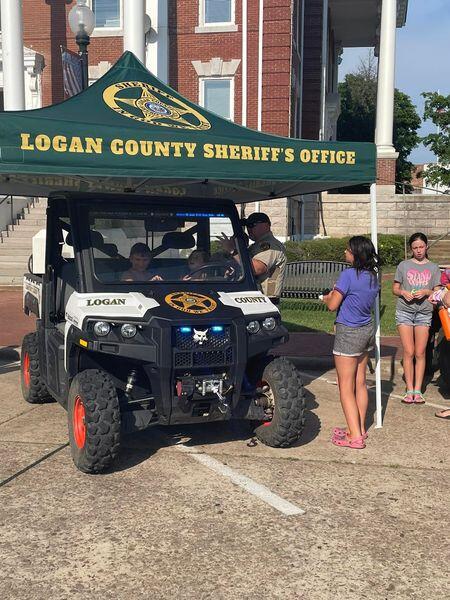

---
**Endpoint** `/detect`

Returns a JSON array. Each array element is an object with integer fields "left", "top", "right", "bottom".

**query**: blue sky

[{"left": 339, "top": 0, "right": 450, "bottom": 163}]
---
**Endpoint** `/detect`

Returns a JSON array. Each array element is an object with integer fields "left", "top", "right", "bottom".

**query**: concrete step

[
  {"left": 8, "top": 218, "right": 46, "bottom": 229},
  {"left": 429, "top": 242, "right": 450, "bottom": 248},
  {"left": 0, "top": 255, "right": 30, "bottom": 262},
  {"left": 0, "top": 239, "right": 34, "bottom": 248},
  {"left": 2, "top": 230, "right": 40, "bottom": 239},
  {"left": 0, "top": 261, "right": 29, "bottom": 270},
  {"left": 17, "top": 210, "right": 46, "bottom": 219},
  {"left": 8, "top": 222, "right": 46, "bottom": 231},
  {"left": 0, "top": 265, "right": 27, "bottom": 275},
  {"left": 0, "top": 246, "right": 31, "bottom": 256}
]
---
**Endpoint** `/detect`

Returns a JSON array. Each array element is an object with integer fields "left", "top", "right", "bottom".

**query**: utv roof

[{"left": 0, "top": 52, "right": 375, "bottom": 203}]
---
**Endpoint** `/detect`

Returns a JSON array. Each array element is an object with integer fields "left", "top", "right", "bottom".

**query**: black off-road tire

[
  {"left": 68, "top": 369, "right": 121, "bottom": 474},
  {"left": 21, "top": 332, "right": 52, "bottom": 403},
  {"left": 254, "top": 357, "right": 306, "bottom": 448}
]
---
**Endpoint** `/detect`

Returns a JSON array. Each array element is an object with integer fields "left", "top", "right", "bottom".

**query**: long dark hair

[
  {"left": 408, "top": 232, "right": 428, "bottom": 258},
  {"left": 348, "top": 236, "right": 379, "bottom": 282}
]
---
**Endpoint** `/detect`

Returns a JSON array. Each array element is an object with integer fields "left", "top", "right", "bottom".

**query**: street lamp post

[{"left": 68, "top": 0, "right": 95, "bottom": 90}]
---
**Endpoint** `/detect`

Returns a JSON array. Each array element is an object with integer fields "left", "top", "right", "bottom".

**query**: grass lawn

[{"left": 281, "top": 272, "right": 398, "bottom": 336}]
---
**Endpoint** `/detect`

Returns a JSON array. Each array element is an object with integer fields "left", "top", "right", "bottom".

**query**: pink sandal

[
  {"left": 332, "top": 433, "right": 366, "bottom": 449},
  {"left": 333, "top": 427, "right": 368, "bottom": 440},
  {"left": 413, "top": 391, "right": 425, "bottom": 404},
  {"left": 401, "top": 391, "right": 415, "bottom": 404}
]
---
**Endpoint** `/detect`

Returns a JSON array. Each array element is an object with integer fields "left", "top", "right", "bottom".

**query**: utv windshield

[{"left": 88, "top": 206, "right": 244, "bottom": 284}]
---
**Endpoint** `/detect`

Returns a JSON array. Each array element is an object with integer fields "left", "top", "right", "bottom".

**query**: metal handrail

[
  {"left": 0, "top": 195, "right": 14, "bottom": 242},
  {"left": 428, "top": 231, "right": 450, "bottom": 248},
  {"left": 0, "top": 196, "right": 41, "bottom": 243}
]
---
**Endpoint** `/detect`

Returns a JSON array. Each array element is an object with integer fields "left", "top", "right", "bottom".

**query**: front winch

[{"left": 175, "top": 375, "right": 233, "bottom": 414}]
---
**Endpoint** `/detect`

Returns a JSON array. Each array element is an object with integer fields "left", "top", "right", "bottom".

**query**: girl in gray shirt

[{"left": 393, "top": 232, "right": 441, "bottom": 404}]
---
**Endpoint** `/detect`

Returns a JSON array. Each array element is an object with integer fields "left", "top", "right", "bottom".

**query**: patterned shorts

[
  {"left": 395, "top": 309, "right": 432, "bottom": 327},
  {"left": 333, "top": 322, "right": 375, "bottom": 357}
]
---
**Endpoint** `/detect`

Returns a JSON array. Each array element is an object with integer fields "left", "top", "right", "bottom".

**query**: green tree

[
  {"left": 337, "top": 53, "right": 421, "bottom": 191},
  {"left": 421, "top": 92, "right": 450, "bottom": 192}
]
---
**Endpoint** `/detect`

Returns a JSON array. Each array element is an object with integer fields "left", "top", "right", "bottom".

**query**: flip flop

[
  {"left": 413, "top": 391, "right": 425, "bottom": 404},
  {"left": 332, "top": 433, "right": 366, "bottom": 449},
  {"left": 401, "top": 391, "right": 415, "bottom": 404},
  {"left": 332, "top": 427, "right": 368, "bottom": 440},
  {"left": 435, "top": 409, "right": 450, "bottom": 420}
]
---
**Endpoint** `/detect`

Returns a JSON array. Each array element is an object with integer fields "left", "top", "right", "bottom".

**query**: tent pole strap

[{"left": 370, "top": 183, "right": 383, "bottom": 428}]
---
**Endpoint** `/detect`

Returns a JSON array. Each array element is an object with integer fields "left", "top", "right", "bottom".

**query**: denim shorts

[
  {"left": 395, "top": 309, "right": 432, "bottom": 327},
  {"left": 333, "top": 322, "right": 375, "bottom": 357}
]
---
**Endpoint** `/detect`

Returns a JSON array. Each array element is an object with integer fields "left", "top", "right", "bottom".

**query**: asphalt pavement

[{"left": 1, "top": 343, "right": 448, "bottom": 600}]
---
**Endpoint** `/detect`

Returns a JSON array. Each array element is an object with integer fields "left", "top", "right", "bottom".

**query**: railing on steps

[
  {"left": 429, "top": 231, "right": 450, "bottom": 249},
  {"left": 0, "top": 196, "right": 38, "bottom": 243}
]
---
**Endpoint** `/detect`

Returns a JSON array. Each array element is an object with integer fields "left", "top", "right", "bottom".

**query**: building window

[
  {"left": 92, "top": 0, "right": 121, "bottom": 29},
  {"left": 200, "top": 78, "right": 233, "bottom": 120},
  {"left": 205, "top": 0, "right": 232, "bottom": 24},
  {"left": 196, "top": 0, "right": 237, "bottom": 32}
]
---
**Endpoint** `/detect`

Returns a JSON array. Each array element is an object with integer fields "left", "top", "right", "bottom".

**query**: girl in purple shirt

[{"left": 322, "top": 236, "right": 380, "bottom": 450}]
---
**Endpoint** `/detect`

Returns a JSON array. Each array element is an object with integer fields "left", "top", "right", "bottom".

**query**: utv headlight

[
  {"left": 121, "top": 323, "right": 137, "bottom": 339},
  {"left": 262, "top": 317, "right": 276, "bottom": 331},
  {"left": 94, "top": 321, "right": 111, "bottom": 337},
  {"left": 246, "top": 320, "right": 260, "bottom": 334}
]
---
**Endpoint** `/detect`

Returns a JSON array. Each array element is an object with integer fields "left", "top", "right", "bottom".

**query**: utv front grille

[
  {"left": 174, "top": 348, "right": 233, "bottom": 368},
  {"left": 173, "top": 326, "right": 234, "bottom": 368},
  {"left": 174, "top": 326, "right": 231, "bottom": 350}
]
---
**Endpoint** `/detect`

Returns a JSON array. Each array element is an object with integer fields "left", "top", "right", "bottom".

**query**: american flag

[{"left": 61, "top": 47, "right": 83, "bottom": 98}]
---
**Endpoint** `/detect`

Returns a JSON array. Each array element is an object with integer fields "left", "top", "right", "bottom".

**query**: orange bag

[{"left": 439, "top": 306, "right": 450, "bottom": 341}]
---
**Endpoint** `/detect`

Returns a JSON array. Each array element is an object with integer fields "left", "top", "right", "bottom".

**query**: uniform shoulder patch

[{"left": 259, "top": 242, "right": 271, "bottom": 251}]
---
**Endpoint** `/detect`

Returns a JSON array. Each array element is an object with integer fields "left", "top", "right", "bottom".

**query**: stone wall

[{"left": 320, "top": 192, "right": 450, "bottom": 238}]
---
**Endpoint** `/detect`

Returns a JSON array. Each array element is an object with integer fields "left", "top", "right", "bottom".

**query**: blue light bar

[
  {"left": 176, "top": 212, "right": 225, "bottom": 218},
  {"left": 212, "top": 326, "right": 224, "bottom": 332},
  {"left": 179, "top": 327, "right": 192, "bottom": 333}
]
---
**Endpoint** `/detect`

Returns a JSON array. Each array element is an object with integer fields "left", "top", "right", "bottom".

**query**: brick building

[{"left": 0, "top": 0, "right": 409, "bottom": 239}]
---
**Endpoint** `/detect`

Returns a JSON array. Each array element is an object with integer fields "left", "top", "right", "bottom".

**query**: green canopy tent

[
  {"left": 0, "top": 52, "right": 382, "bottom": 427},
  {"left": 0, "top": 52, "right": 376, "bottom": 201}
]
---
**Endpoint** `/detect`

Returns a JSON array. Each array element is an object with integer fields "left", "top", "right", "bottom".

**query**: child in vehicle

[
  {"left": 121, "top": 242, "right": 162, "bottom": 282},
  {"left": 183, "top": 249, "right": 210, "bottom": 280}
]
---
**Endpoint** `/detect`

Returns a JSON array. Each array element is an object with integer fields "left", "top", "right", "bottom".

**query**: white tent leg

[{"left": 370, "top": 183, "right": 383, "bottom": 428}]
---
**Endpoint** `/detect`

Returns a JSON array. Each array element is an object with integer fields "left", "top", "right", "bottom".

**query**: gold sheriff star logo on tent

[{"left": 103, "top": 81, "right": 211, "bottom": 130}]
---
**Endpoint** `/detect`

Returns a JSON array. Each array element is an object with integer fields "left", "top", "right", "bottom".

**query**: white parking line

[{"left": 175, "top": 443, "right": 306, "bottom": 516}]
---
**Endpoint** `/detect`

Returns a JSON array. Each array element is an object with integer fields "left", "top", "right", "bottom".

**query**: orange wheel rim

[
  {"left": 23, "top": 352, "right": 30, "bottom": 388},
  {"left": 73, "top": 395, "right": 86, "bottom": 449}
]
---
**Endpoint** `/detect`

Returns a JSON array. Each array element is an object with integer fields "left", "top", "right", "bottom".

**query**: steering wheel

[{"left": 185, "top": 261, "right": 239, "bottom": 281}]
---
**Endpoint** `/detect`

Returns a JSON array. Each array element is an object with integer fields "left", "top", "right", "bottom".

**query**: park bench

[{"left": 282, "top": 260, "right": 349, "bottom": 299}]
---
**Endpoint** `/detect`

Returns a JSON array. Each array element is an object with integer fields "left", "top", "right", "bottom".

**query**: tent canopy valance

[{"left": 0, "top": 52, "right": 375, "bottom": 202}]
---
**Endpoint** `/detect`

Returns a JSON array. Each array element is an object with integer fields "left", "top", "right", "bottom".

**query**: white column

[
  {"left": 370, "top": 183, "right": 383, "bottom": 429},
  {"left": 146, "top": 0, "right": 168, "bottom": 82},
  {"left": 123, "top": 0, "right": 146, "bottom": 63},
  {"left": 0, "top": 0, "right": 25, "bottom": 110},
  {"left": 319, "top": 0, "right": 328, "bottom": 140},
  {"left": 241, "top": 0, "right": 247, "bottom": 127},
  {"left": 375, "top": 0, "right": 398, "bottom": 158}
]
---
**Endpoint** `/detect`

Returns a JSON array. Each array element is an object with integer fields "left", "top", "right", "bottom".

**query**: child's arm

[{"left": 322, "top": 289, "right": 344, "bottom": 312}]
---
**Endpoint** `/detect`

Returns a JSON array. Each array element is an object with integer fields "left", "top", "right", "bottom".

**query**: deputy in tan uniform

[
  {"left": 244, "top": 213, "right": 287, "bottom": 303},
  {"left": 219, "top": 212, "right": 286, "bottom": 304}
]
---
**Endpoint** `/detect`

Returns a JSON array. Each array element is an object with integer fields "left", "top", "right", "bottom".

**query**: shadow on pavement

[
  {"left": 0, "top": 346, "right": 20, "bottom": 375},
  {"left": 116, "top": 388, "right": 322, "bottom": 465}
]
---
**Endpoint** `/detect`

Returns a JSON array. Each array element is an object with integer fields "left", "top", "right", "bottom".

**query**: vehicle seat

[
  {"left": 55, "top": 260, "right": 78, "bottom": 322},
  {"left": 161, "top": 231, "right": 195, "bottom": 250}
]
